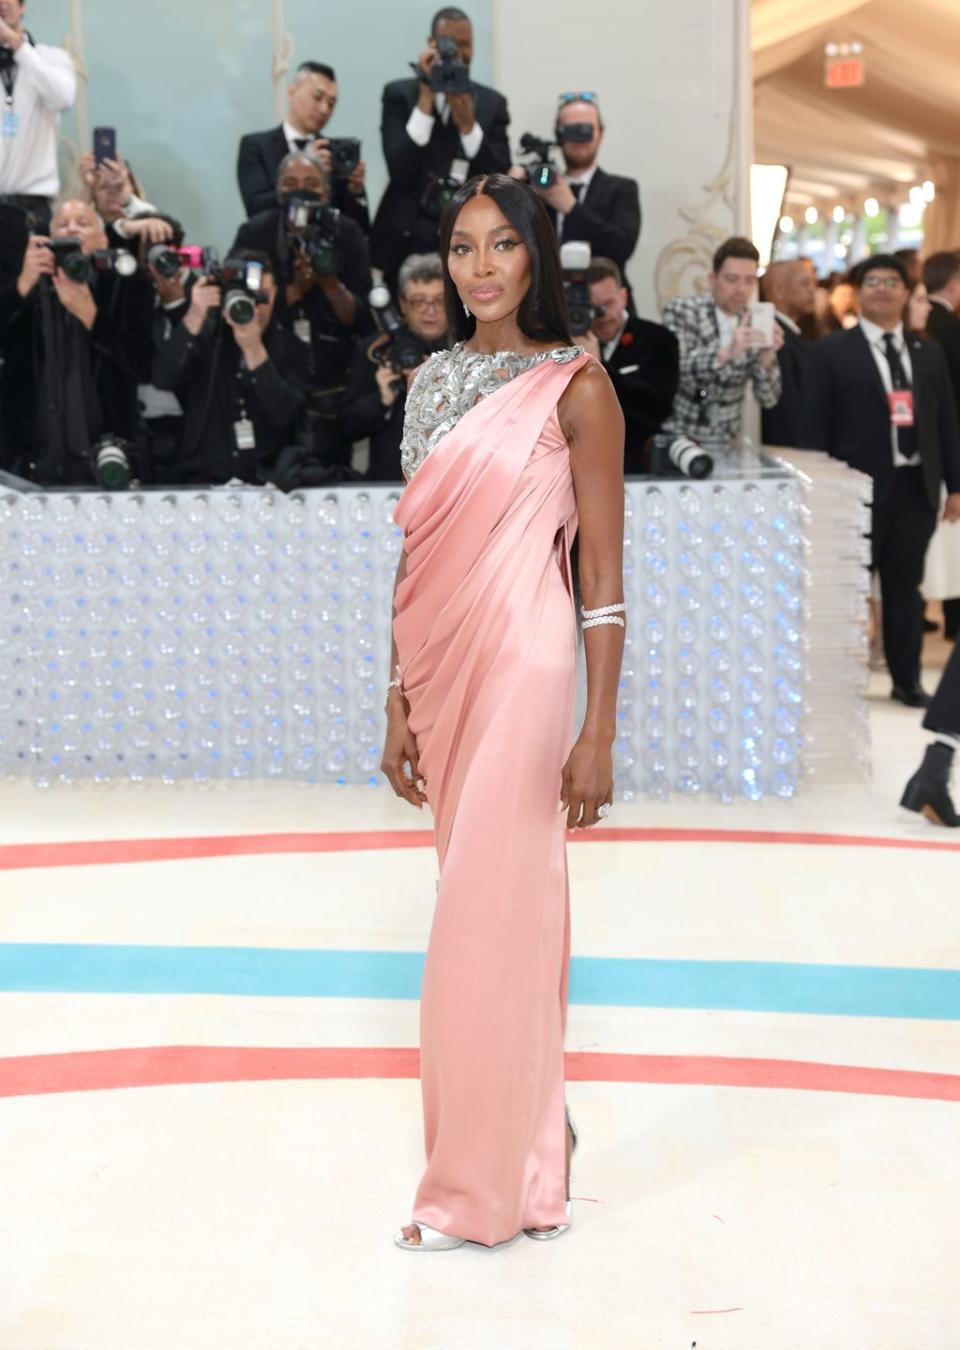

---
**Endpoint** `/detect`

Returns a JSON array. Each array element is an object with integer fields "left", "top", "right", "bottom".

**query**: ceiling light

[
  {"left": 832, "top": 205, "right": 846, "bottom": 224},
  {"left": 864, "top": 197, "right": 880, "bottom": 218},
  {"left": 804, "top": 206, "right": 819, "bottom": 225},
  {"left": 922, "top": 179, "right": 936, "bottom": 202},
  {"left": 779, "top": 214, "right": 795, "bottom": 233}
]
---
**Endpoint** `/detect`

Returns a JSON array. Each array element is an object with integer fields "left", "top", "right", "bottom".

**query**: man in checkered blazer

[{"left": 662, "top": 236, "right": 783, "bottom": 444}]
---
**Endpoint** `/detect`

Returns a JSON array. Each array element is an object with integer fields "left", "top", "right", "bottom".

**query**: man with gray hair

[
  {"left": 340, "top": 252, "right": 449, "bottom": 480},
  {"left": 231, "top": 148, "right": 372, "bottom": 467}
]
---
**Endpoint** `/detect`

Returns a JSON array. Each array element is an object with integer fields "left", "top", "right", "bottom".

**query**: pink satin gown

[{"left": 393, "top": 348, "right": 593, "bottom": 1246}]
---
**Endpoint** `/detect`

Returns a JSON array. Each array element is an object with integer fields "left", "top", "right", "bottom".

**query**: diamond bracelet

[{"left": 581, "top": 602, "right": 626, "bottom": 630}]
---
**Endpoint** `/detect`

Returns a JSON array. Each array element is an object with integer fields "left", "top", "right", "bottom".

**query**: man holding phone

[
  {"left": 662, "top": 236, "right": 783, "bottom": 445},
  {"left": 0, "top": 0, "right": 75, "bottom": 267}
]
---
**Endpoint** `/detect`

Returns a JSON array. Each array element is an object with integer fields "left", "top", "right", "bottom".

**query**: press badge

[
  {"left": 2, "top": 109, "right": 20, "bottom": 140},
  {"left": 234, "top": 417, "right": 256, "bottom": 450},
  {"left": 293, "top": 316, "right": 311, "bottom": 344},
  {"left": 888, "top": 390, "right": 914, "bottom": 426}
]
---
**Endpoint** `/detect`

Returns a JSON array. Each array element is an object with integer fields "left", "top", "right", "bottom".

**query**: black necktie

[
  {"left": 560, "top": 182, "right": 584, "bottom": 242},
  {"left": 293, "top": 136, "right": 309, "bottom": 151},
  {"left": 882, "top": 332, "right": 917, "bottom": 461}
]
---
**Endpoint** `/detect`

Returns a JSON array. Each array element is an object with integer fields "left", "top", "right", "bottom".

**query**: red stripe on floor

[
  {"left": 1, "top": 1046, "right": 958, "bottom": 1102},
  {"left": 1, "top": 826, "right": 958, "bottom": 871}
]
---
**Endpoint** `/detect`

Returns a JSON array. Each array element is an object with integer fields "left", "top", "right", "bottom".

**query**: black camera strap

[{"left": 0, "top": 31, "right": 35, "bottom": 107}]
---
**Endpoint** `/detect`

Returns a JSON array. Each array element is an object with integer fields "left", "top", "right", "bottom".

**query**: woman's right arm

[{"left": 380, "top": 549, "right": 428, "bottom": 809}]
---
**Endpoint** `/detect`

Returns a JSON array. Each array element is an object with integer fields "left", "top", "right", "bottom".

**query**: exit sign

[{"left": 826, "top": 55, "right": 865, "bottom": 88}]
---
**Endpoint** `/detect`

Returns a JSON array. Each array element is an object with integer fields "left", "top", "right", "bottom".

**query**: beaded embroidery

[{"left": 400, "top": 341, "right": 584, "bottom": 481}]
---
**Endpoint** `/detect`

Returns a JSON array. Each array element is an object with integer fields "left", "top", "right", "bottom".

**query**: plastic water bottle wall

[
  {"left": 592, "top": 473, "right": 810, "bottom": 803},
  {"left": 0, "top": 467, "right": 868, "bottom": 795}
]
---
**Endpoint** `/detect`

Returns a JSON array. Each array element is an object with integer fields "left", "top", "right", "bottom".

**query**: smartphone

[
  {"left": 749, "top": 301, "right": 776, "bottom": 347},
  {"left": 93, "top": 126, "right": 117, "bottom": 168}
]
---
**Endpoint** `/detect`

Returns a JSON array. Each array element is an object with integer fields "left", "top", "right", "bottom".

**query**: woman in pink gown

[{"left": 380, "top": 174, "right": 625, "bottom": 1250}]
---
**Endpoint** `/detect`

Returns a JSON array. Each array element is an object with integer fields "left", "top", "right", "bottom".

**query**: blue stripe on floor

[{"left": 1, "top": 945, "right": 959, "bottom": 1019}]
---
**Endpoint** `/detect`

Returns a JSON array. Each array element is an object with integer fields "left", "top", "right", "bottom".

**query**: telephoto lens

[{"left": 668, "top": 436, "right": 714, "bottom": 479}]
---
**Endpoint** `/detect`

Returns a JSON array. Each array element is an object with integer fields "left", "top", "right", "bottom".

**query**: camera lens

[
  {"left": 224, "top": 290, "right": 257, "bottom": 325},
  {"left": 148, "top": 245, "right": 181, "bottom": 279},
  {"left": 63, "top": 251, "right": 91, "bottom": 284},
  {"left": 94, "top": 440, "right": 132, "bottom": 489}
]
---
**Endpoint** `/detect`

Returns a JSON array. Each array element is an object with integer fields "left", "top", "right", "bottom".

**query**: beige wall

[{"left": 492, "top": 0, "right": 751, "bottom": 317}]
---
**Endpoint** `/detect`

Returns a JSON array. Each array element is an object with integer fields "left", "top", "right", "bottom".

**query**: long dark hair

[{"left": 438, "top": 174, "right": 573, "bottom": 346}]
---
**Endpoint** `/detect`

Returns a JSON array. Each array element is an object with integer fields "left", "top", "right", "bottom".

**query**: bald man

[{"left": 761, "top": 259, "right": 817, "bottom": 448}]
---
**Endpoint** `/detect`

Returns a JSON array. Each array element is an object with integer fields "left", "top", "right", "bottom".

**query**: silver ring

[{"left": 597, "top": 802, "right": 611, "bottom": 819}]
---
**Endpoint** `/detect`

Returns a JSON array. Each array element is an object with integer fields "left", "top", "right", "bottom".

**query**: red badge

[
  {"left": 887, "top": 390, "right": 914, "bottom": 427},
  {"left": 620, "top": 331, "right": 634, "bottom": 348}
]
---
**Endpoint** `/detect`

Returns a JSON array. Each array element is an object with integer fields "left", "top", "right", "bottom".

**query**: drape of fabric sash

[{"left": 393, "top": 353, "right": 590, "bottom": 864}]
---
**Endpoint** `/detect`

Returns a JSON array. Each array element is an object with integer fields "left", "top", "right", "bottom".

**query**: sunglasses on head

[{"left": 557, "top": 91, "right": 598, "bottom": 106}]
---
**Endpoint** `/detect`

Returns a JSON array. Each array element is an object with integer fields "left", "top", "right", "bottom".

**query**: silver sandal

[{"left": 523, "top": 1103, "right": 578, "bottom": 1241}]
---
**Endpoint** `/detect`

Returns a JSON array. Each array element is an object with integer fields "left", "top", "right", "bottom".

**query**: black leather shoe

[
  {"left": 891, "top": 685, "right": 932, "bottom": 708},
  {"left": 900, "top": 742, "right": 958, "bottom": 827}
]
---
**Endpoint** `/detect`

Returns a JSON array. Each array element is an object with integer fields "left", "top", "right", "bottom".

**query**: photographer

[
  {"left": 586, "top": 257, "right": 678, "bottom": 474},
  {"left": 0, "top": 0, "right": 77, "bottom": 272},
  {"left": 237, "top": 61, "right": 369, "bottom": 233},
  {"left": 662, "top": 236, "right": 783, "bottom": 445},
  {"left": 370, "top": 6, "right": 510, "bottom": 287},
  {"left": 131, "top": 212, "right": 189, "bottom": 482},
  {"left": 0, "top": 198, "right": 153, "bottom": 481},
  {"left": 510, "top": 94, "right": 640, "bottom": 282},
  {"left": 152, "top": 249, "right": 309, "bottom": 485},
  {"left": 230, "top": 149, "right": 372, "bottom": 467},
  {"left": 340, "top": 252, "right": 449, "bottom": 481}
]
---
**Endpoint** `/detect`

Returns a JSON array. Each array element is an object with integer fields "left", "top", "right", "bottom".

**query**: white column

[{"left": 851, "top": 216, "right": 867, "bottom": 261}]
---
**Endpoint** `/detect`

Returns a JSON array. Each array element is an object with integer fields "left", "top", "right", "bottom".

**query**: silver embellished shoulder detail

[{"left": 400, "top": 342, "right": 585, "bottom": 481}]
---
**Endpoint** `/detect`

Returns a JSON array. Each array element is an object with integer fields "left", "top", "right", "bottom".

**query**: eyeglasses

[
  {"left": 862, "top": 276, "right": 904, "bottom": 290},
  {"left": 405, "top": 296, "right": 444, "bottom": 311},
  {"left": 558, "top": 91, "right": 598, "bottom": 106}
]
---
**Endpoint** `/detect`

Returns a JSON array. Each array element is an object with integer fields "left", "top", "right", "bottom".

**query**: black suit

[
  {"left": 798, "top": 324, "right": 960, "bottom": 688},
  {"left": 761, "top": 316, "right": 808, "bottom": 448},
  {"left": 927, "top": 299, "right": 960, "bottom": 417},
  {"left": 0, "top": 268, "right": 154, "bottom": 482},
  {"left": 152, "top": 316, "right": 309, "bottom": 484},
  {"left": 544, "top": 167, "right": 641, "bottom": 273},
  {"left": 339, "top": 330, "right": 445, "bottom": 481},
  {"left": 370, "top": 77, "right": 510, "bottom": 283},
  {"left": 601, "top": 315, "right": 678, "bottom": 473},
  {"left": 237, "top": 125, "right": 370, "bottom": 233},
  {"left": 925, "top": 298, "right": 960, "bottom": 635}
]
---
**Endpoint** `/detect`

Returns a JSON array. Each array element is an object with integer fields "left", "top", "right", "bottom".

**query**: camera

[
  {"left": 518, "top": 133, "right": 560, "bottom": 190},
  {"left": 44, "top": 238, "right": 138, "bottom": 284},
  {"left": 429, "top": 35, "right": 471, "bottom": 94},
  {"left": 206, "top": 254, "right": 269, "bottom": 326},
  {"left": 90, "top": 433, "right": 138, "bottom": 489},
  {"left": 325, "top": 137, "right": 361, "bottom": 179},
  {"left": 559, "top": 240, "right": 601, "bottom": 337},
  {"left": 650, "top": 433, "right": 714, "bottom": 480},
  {"left": 284, "top": 196, "right": 342, "bottom": 276},
  {"left": 146, "top": 243, "right": 183, "bottom": 279},
  {"left": 368, "top": 283, "right": 431, "bottom": 391}
]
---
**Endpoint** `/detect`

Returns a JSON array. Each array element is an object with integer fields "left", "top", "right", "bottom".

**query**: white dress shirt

[
  {"left": 715, "top": 305, "right": 739, "bottom": 351},
  {"left": 775, "top": 310, "right": 801, "bottom": 336},
  {"left": 555, "top": 162, "right": 598, "bottom": 240},
  {"left": 0, "top": 40, "right": 76, "bottom": 198},
  {"left": 405, "top": 93, "right": 483, "bottom": 162},
  {"left": 602, "top": 315, "right": 628, "bottom": 364},
  {"left": 858, "top": 317, "right": 918, "bottom": 467}
]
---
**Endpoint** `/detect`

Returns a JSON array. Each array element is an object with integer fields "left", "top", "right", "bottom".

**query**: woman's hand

[
  {"left": 561, "top": 732, "right": 613, "bottom": 829},
  {"left": 380, "top": 692, "right": 428, "bottom": 809}
]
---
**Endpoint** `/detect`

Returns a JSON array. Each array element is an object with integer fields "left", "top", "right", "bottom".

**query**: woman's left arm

[{"left": 559, "top": 361, "right": 626, "bottom": 829}]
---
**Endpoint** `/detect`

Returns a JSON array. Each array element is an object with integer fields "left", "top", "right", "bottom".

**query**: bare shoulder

[{"left": 559, "top": 359, "right": 622, "bottom": 443}]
